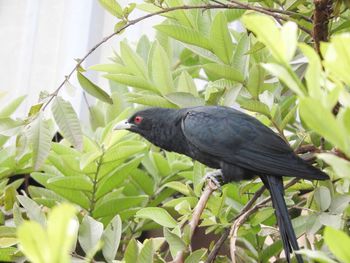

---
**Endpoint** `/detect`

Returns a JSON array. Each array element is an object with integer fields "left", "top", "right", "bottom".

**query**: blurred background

[{"left": 0, "top": 0, "right": 161, "bottom": 118}]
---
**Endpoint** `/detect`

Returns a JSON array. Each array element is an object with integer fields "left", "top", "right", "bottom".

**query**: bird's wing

[{"left": 181, "top": 107, "right": 324, "bottom": 179}]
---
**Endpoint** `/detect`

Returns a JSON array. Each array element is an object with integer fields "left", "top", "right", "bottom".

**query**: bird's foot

[{"left": 205, "top": 170, "right": 224, "bottom": 189}]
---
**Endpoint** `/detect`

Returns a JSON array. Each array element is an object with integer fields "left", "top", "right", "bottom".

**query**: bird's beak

[{"left": 114, "top": 119, "right": 132, "bottom": 130}]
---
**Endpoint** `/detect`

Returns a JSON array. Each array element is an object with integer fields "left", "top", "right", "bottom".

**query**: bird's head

[
  {"left": 113, "top": 107, "right": 186, "bottom": 151},
  {"left": 113, "top": 107, "right": 181, "bottom": 139}
]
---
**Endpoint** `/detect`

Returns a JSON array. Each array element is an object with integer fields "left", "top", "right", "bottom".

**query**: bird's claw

[{"left": 205, "top": 170, "right": 224, "bottom": 189}]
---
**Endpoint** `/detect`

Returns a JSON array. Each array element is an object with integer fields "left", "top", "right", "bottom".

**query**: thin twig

[
  {"left": 229, "top": 178, "right": 300, "bottom": 262},
  {"left": 89, "top": 149, "right": 104, "bottom": 214},
  {"left": 227, "top": 0, "right": 312, "bottom": 22},
  {"left": 205, "top": 178, "right": 299, "bottom": 262},
  {"left": 227, "top": 0, "right": 312, "bottom": 34},
  {"left": 189, "top": 180, "right": 218, "bottom": 235},
  {"left": 173, "top": 180, "right": 218, "bottom": 263},
  {"left": 205, "top": 185, "right": 266, "bottom": 263}
]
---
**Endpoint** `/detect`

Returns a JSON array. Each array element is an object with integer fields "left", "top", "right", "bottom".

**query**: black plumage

[{"left": 114, "top": 106, "right": 329, "bottom": 263}]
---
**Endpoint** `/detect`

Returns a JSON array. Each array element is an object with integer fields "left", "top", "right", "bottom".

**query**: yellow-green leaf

[
  {"left": 30, "top": 114, "right": 52, "bottom": 171},
  {"left": 210, "top": 12, "right": 233, "bottom": 64},
  {"left": 77, "top": 72, "right": 113, "bottom": 104},
  {"left": 135, "top": 207, "right": 177, "bottom": 228},
  {"left": 51, "top": 97, "right": 83, "bottom": 150}
]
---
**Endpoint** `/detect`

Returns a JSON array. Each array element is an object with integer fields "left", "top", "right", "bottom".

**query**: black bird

[{"left": 114, "top": 106, "right": 329, "bottom": 263}]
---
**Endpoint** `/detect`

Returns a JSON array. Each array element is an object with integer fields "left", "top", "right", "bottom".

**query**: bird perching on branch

[{"left": 114, "top": 106, "right": 329, "bottom": 263}]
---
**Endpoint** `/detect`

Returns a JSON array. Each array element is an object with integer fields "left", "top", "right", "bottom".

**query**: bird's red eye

[{"left": 134, "top": 116, "right": 143, "bottom": 124}]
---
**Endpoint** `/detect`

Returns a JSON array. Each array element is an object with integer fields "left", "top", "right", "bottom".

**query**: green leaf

[
  {"left": 77, "top": 72, "right": 113, "bottom": 104},
  {"left": 237, "top": 97, "right": 271, "bottom": 117},
  {"left": 165, "top": 0, "right": 194, "bottom": 28},
  {"left": 165, "top": 92, "right": 204, "bottom": 108},
  {"left": 203, "top": 63, "right": 244, "bottom": 83},
  {"left": 102, "top": 215, "right": 122, "bottom": 263},
  {"left": 299, "top": 98, "right": 348, "bottom": 154},
  {"left": 314, "top": 186, "right": 331, "bottom": 211},
  {"left": 30, "top": 114, "right": 52, "bottom": 170},
  {"left": 262, "top": 63, "right": 305, "bottom": 97},
  {"left": 210, "top": 12, "right": 233, "bottom": 64},
  {"left": 0, "top": 118, "right": 24, "bottom": 136},
  {"left": 224, "top": 9, "right": 245, "bottom": 22},
  {"left": 280, "top": 104, "right": 297, "bottom": 129},
  {"left": 247, "top": 64, "right": 265, "bottom": 98},
  {"left": 261, "top": 241, "right": 283, "bottom": 263},
  {"left": 184, "top": 249, "right": 207, "bottom": 263},
  {"left": 51, "top": 97, "right": 83, "bottom": 150},
  {"left": 104, "top": 74, "right": 157, "bottom": 92},
  {"left": 151, "top": 41, "right": 175, "bottom": 94},
  {"left": 177, "top": 71, "right": 198, "bottom": 96},
  {"left": 48, "top": 187, "right": 90, "bottom": 210},
  {"left": 318, "top": 153, "right": 350, "bottom": 179},
  {"left": 131, "top": 169, "right": 155, "bottom": 195},
  {"left": 135, "top": 207, "right": 177, "bottom": 228},
  {"left": 137, "top": 35, "right": 151, "bottom": 62},
  {"left": 120, "top": 42, "right": 148, "bottom": 80},
  {"left": 47, "top": 204, "right": 78, "bottom": 263},
  {"left": 242, "top": 14, "right": 285, "bottom": 63},
  {"left": 89, "top": 63, "right": 131, "bottom": 74},
  {"left": 78, "top": 215, "right": 103, "bottom": 254},
  {"left": 281, "top": 22, "right": 298, "bottom": 61},
  {"left": 17, "top": 221, "right": 49, "bottom": 263},
  {"left": 127, "top": 93, "right": 177, "bottom": 108},
  {"left": 323, "top": 34, "right": 350, "bottom": 86},
  {"left": 17, "top": 195, "right": 46, "bottom": 226},
  {"left": 93, "top": 196, "right": 148, "bottom": 218},
  {"left": 96, "top": 157, "right": 143, "bottom": 198},
  {"left": 164, "top": 228, "right": 186, "bottom": 258},
  {"left": 232, "top": 34, "right": 250, "bottom": 77},
  {"left": 298, "top": 43, "right": 323, "bottom": 99},
  {"left": 28, "top": 103, "right": 44, "bottom": 117},
  {"left": 164, "top": 181, "right": 190, "bottom": 196},
  {"left": 151, "top": 152, "right": 171, "bottom": 177},
  {"left": 137, "top": 239, "right": 154, "bottom": 263},
  {"left": 47, "top": 175, "right": 93, "bottom": 191},
  {"left": 13, "top": 203, "right": 23, "bottom": 227},
  {"left": 17, "top": 203, "right": 77, "bottom": 263},
  {"left": 0, "top": 95, "right": 26, "bottom": 117},
  {"left": 124, "top": 239, "right": 139, "bottom": 263},
  {"left": 98, "top": 0, "right": 123, "bottom": 18},
  {"left": 297, "top": 249, "right": 337, "bottom": 263},
  {"left": 155, "top": 24, "right": 211, "bottom": 51},
  {"left": 0, "top": 247, "right": 22, "bottom": 262},
  {"left": 324, "top": 227, "right": 350, "bottom": 263},
  {"left": 4, "top": 186, "right": 16, "bottom": 211},
  {"left": 183, "top": 44, "right": 221, "bottom": 63}
]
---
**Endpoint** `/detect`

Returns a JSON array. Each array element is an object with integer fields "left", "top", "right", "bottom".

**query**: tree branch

[
  {"left": 189, "top": 180, "right": 218, "bottom": 235},
  {"left": 173, "top": 179, "right": 218, "bottom": 263},
  {"left": 226, "top": 0, "right": 312, "bottom": 22},
  {"left": 312, "top": 0, "right": 333, "bottom": 57},
  {"left": 227, "top": 0, "right": 312, "bottom": 34}
]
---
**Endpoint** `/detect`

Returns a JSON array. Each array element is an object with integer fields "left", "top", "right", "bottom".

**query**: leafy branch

[{"left": 41, "top": 2, "right": 313, "bottom": 111}]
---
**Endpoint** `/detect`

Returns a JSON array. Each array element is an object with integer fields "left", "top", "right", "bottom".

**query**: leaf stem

[{"left": 89, "top": 149, "right": 104, "bottom": 214}]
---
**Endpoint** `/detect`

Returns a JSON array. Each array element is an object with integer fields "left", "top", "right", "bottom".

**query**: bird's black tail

[{"left": 261, "top": 176, "right": 304, "bottom": 263}]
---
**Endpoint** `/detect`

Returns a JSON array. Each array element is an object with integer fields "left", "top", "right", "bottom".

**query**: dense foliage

[{"left": 0, "top": 0, "right": 350, "bottom": 262}]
